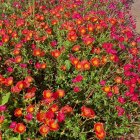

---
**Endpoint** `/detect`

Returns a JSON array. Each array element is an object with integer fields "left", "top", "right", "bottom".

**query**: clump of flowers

[{"left": 0, "top": 0, "right": 140, "bottom": 139}]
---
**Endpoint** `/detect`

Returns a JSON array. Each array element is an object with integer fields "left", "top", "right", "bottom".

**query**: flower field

[{"left": 0, "top": 0, "right": 140, "bottom": 139}]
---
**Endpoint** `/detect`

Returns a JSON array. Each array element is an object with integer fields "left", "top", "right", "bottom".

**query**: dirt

[{"left": 131, "top": 0, "right": 140, "bottom": 33}]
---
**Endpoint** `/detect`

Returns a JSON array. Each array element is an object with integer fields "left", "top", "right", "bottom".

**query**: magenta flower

[
  {"left": 73, "top": 86, "right": 80, "bottom": 93},
  {"left": 9, "top": 121, "right": 17, "bottom": 129},
  {"left": 72, "top": 75, "right": 83, "bottom": 83},
  {"left": 57, "top": 112, "right": 65, "bottom": 122},
  {"left": 0, "top": 105, "right": 6, "bottom": 112}
]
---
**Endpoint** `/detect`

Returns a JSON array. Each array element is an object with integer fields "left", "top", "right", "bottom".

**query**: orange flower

[
  {"left": 56, "top": 89, "right": 65, "bottom": 98},
  {"left": 4, "top": 77, "right": 13, "bottom": 86},
  {"left": 33, "top": 48, "right": 41, "bottom": 56},
  {"left": 14, "top": 108, "right": 22, "bottom": 117},
  {"left": 51, "top": 50, "right": 61, "bottom": 58},
  {"left": 43, "top": 90, "right": 52, "bottom": 99},
  {"left": 75, "top": 62, "right": 83, "bottom": 70},
  {"left": 87, "top": 23, "right": 94, "bottom": 32},
  {"left": 25, "top": 76, "right": 33, "bottom": 83},
  {"left": 72, "top": 45, "right": 80, "bottom": 52},
  {"left": 103, "top": 86, "right": 111, "bottom": 93},
  {"left": 61, "top": 65, "right": 67, "bottom": 71},
  {"left": 41, "top": 63, "right": 47, "bottom": 69},
  {"left": 48, "top": 120, "right": 59, "bottom": 131},
  {"left": 115, "top": 77, "right": 122, "bottom": 84},
  {"left": 71, "top": 58, "right": 79, "bottom": 65},
  {"left": 94, "top": 123, "right": 104, "bottom": 133},
  {"left": 61, "top": 105, "right": 73, "bottom": 114},
  {"left": 90, "top": 58, "right": 100, "bottom": 67},
  {"left": 79, "top": 26, "right": 86, "bottom": 35},
  {"left": 112, "top": 85, "right": 119, "bottom": 94},
  {"left": 14, "top": 55, "right": 22, "bottom": 63},
  {"left": 81, "top": 60, "right": 90, "bottom": 70},
  {"left": 14, "top": 123, "right": 26, "bottom": 134},
  {"left": 13, "top": 49, "right": 20, "bottom": 55},
  {"left": 0, "top": 116, "right": 4, "bottom": 124},
  {"left": 81, "top": 106, "right": 95, "bottom": 118},
  {"left": 26, "top": 105, "right": 34, "bottom": 113},
  {"left": 39, "top": 125, "right": 49, "bottom": 136},
  {"left": 36, "top": 112, "right": 46, "bottom": 122},
  {"left": 49, "top": 104, "right": 59, "bottom": 113},
  {"left": 95, "top": 130, "right": 106, "bottom": 140}
]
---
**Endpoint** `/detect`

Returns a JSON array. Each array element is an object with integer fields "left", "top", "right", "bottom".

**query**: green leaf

[
  {"left": 80, "top": 133, "right": 86, "bottom": 140},
  {"left": 65, "top": 60, "right": 71, "bottom": 70},
  {"left": 9, "top": 137, "right": 19, "bottom": 140},
  {"left": 1, "top": 92, "right": 11, "bottom": 105}
]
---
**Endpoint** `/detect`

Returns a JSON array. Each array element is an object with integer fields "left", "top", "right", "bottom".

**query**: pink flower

[
  {"left": 107, "top": 92, "right": 113, "bottom": 98},
  {"left": 131, "top": 94, "right": 139, "bottom": 102},
  {"left": 73, "top": 87, "right": 80, "bottom": 93},
  {"left": 7, "top": 67, "right": 13, "bottom": 73},
  {"left": 100, "top": 80, "right": 106, "bottom": 86},
  {"left": 20, "top": 63, "right": 27, "bottom": 68},
  {"left": 50, "top": 40, "right": 57, "bottom": 47},
  {"left": 9, "top": 121, "right": 17, "bottom": 129},
  {"left": 116, "top": 106, "right": 125, "bottom": 116},
  {"left": 57, "top": 112, "right": 65, "bottom": 122},
  {"left": 118, "top": 96, "right": 125, "bottom": 104},
  {"left": 72, "top": 75, "right": 83, "bottom": 83},
  {"left": 0, "top": 105, "right": 6, "bottom": 112},
  {"left": 25, "top": 113, "right": 33, "bottom": 121}
]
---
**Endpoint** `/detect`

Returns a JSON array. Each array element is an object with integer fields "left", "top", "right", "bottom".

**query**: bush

[{"left": 0, "top": 0, "right": 140, "bottom": 139}]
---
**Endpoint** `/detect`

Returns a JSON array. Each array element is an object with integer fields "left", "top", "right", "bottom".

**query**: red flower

[
  {"left": 95, "top": 130, "right": 106, "bottom": 140},
  {"left": 48, "top": 120, "right": 59, "bottom": 131},
  {"left": 14, "top": 123, "right": 26, "bottom": 134},
  {"left": 43, "top": 90, "right": 52, "bottom": 99},
  {"left": 61, "top": 105, "right": 73, "bottom": 114},
  {"left": 94, "top": 123, "right": 104, "bottom": 133},
  {"left": 39, "top": 125, "right": 49, "bottom": 136},
  {"left": 56, "top": 112, "right": 65, "bottom": 122},
  {"left": 81, "top": 106, "right": 95, "bottom": 118},
  {"left": 56, "top": 89, "right": 65, "bottom": 98},
  {"left": 14, "top": 108, "right": 22, "bottom": 117},
  {"left": 46, "top": 110, "right": 55, "bottom": 119},
  {"left": 0, "top": 116, "right": 4, "bottom": 124}
]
